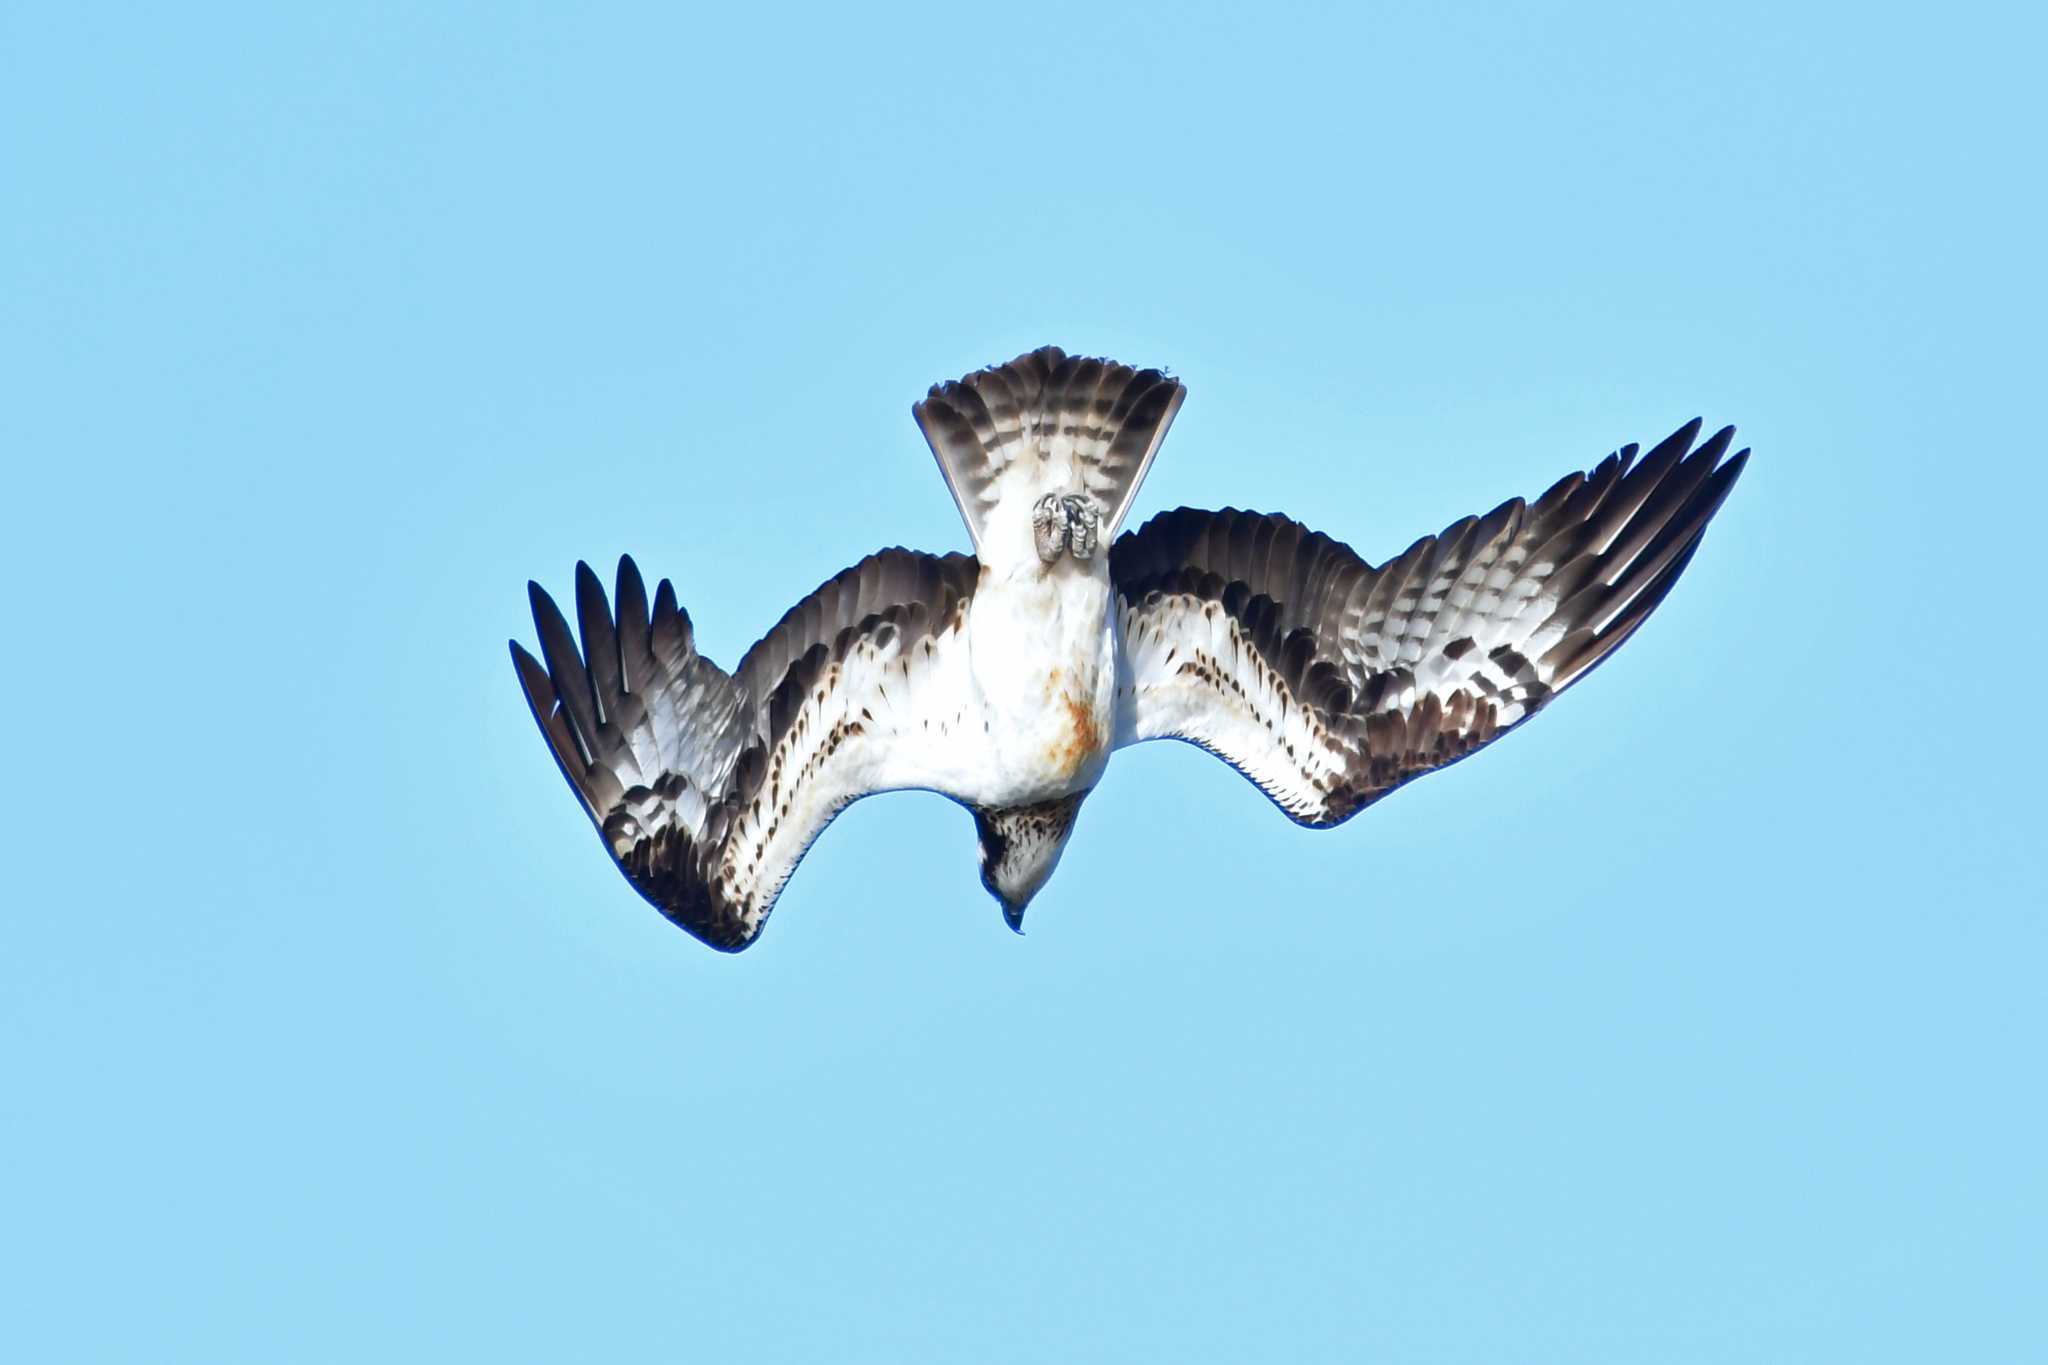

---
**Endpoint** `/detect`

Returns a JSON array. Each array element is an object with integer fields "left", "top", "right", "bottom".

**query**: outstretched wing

[
  {"left": 1110, "top": 419, "right": 1748, "bottom": 826},
  {"left": 513, "top": 550, "right": 983, "bottom": 950}
]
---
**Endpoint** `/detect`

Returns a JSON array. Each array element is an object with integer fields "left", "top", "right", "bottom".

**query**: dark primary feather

[
  {"left": 1111, "top": 419, "right": 1748, "bottom": 825},
  {"left": 512, "top": 549, "right": 979, "bottom": 949}
]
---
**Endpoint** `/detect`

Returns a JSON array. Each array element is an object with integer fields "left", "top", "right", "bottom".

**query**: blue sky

[{"left": 5, "top": 2, "right": 2043, "bottom": 1359}]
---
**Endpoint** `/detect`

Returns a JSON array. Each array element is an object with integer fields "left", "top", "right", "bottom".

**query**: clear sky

[{"left": 5, "top": 2, "right": 2043, "bottom": 1360}]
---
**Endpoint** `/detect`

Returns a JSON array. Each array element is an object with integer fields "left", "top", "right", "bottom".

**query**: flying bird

[{"left": 512, "top": 347, "right": 1747, "bottom": 950}]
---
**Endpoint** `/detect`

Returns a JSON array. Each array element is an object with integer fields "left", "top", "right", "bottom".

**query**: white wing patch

[
  {"left": 1116, "top": 594, "right": 1350, "bottom": 821},
  {"left": 708, "top": 608, "right": 985, "bottom": 934}
]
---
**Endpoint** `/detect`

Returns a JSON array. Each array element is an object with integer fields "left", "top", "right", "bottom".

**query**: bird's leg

[
  {"left": 1032, "top": 494, "right": 1067, "bottom": 563},
  {"left": 1062, "top": 495, "right": 1100, "bottom": 560}
]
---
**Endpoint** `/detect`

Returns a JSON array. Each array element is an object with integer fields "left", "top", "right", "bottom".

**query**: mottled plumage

[
  {"left": 513, "top": 549, "right": 981, "bottom": 948},
  {"left": 1111, "top": 419, "right": 1746, "bottom": 825},
  {"left": 512, "top": 347, "right": 1748, "bottom": 950}
]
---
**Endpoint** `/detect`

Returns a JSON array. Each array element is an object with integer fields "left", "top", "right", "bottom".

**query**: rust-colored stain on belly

[{"left": 1049, "top": 690, "right": 1102, "bottom": 775}]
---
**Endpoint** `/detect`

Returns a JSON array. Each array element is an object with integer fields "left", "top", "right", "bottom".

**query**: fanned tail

[{"left": 913, "top": 346, "right": 1185, "bottom": 554}]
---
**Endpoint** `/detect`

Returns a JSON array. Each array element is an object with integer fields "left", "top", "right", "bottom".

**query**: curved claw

[
  {"left": 1062, "top": 495, "right": 1100, "bottom": 560},
  {"left": 1032, "top": 494, "right": 1066, "bottom": 563}
]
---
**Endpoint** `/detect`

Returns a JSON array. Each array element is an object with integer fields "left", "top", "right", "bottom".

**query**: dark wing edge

[
  {"left": 512, "top": 549, "right": 980, "bottom": 951},
  {"left": 1110, "top": 419, "right": 1749, "bottom": 827}
]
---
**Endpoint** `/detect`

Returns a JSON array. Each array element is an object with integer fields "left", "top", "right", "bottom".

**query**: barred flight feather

[
  {"left": 514, "top": 549, "right": 981, "bottom": 950},
  {"left": 1110, "top": 419, "right": 1747, "bottom": 825}
]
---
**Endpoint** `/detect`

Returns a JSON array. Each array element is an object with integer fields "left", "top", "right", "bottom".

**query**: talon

[
  {"left": 1032, "top": 494, "right": 1066, "bottom": 563},
  {"left": 1062, "top": 495, "right": 1100, "bottom": 560}
]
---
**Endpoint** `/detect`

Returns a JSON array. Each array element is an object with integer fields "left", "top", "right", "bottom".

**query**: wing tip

[{"left": 509, "top": 636, "right": 542, "bottom": 673}]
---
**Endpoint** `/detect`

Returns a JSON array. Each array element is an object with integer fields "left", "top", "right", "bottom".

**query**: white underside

[
  {"left": 710, "top": 424, "right": 1144, "bottom": 930},
  {"left": 957, "top": 558, "right": 1119, "bottom": 806},
  {"left": 704, "top": 544, "right": 1119, "bottom": 931}
]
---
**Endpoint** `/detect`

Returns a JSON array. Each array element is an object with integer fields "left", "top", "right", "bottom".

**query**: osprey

[{"left": 512, "top": 347, "right": 1747, "bottom": 950}]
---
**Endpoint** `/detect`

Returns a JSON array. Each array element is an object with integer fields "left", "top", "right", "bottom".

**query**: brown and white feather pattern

[
  {"left": 914, "top": 345, "right": 1185, "bottom": 551},
  {"left": 1110, "top": 419, "right": 1749, "bottom": 825},
  {"left": 513, "top": 550, "right": 981, "bottom": 951}
]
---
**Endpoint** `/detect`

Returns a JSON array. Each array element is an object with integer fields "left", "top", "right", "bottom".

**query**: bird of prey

[{"left": 512, "top": 347, "right": 1747, "bottom": 951}]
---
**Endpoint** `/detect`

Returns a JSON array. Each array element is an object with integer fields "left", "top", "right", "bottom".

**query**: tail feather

[{"left": 913, "top": 346, "right": 1185, "bottom": 554}]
